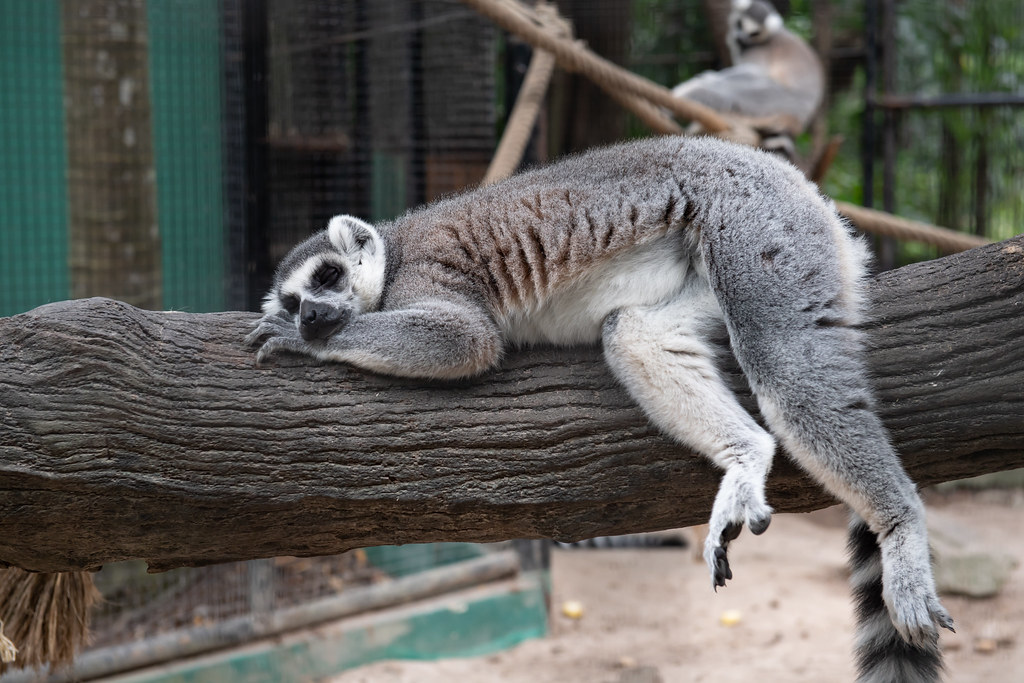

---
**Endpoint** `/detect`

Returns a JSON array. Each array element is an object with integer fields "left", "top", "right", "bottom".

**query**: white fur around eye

[{"left": 764, "top": 13, "right": 783, "bottom": 33}]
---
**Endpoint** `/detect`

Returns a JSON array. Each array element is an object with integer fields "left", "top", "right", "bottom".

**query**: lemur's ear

[
  {"left": 327, "top": 214, "right": 386, "bottom": 309},
  {"left": 327, "top": 215, "right": 381, "bottom": 261}
]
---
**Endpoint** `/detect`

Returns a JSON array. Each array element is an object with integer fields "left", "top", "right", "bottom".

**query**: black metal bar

[
  {"left": 879, "top": 0, "right": 897, "bottom": 269},
  {"left": 409, "top": 0, "right": 426, "bottom": 208},
  {"left": 220, "top": 0, "right": 248, "bottom": 311},
  {"left": 352, "top": 0, "right": 370, "bottom": 220},
  {"left": 862, "top": 0, "right": 878, "bottom": 211},
  {"left": 242, "top": 0, "right": 271, "bottom": 312}
]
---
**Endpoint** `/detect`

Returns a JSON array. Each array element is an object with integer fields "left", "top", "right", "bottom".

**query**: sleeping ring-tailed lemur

[{"left": 247, "top": 135, "right": 953, "bottom": 681}]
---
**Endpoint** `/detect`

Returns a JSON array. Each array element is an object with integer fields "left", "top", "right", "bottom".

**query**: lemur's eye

[
  {"left": 281, "top": 295, "right": 300, "bottom": 315},
  {"left": 315, "top": 265, "right": 341, "bottom": 288}
]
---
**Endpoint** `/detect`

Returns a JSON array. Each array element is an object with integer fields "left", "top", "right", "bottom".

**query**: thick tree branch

[{"left": 1, "top": 237, "right": 1022, "bottom": 573}]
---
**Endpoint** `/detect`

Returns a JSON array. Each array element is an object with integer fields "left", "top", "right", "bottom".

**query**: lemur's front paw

[
  {"left": 704, "top": 468, "right": 773, "bottom": 589},
  {"left": 245, "top": 313, "right": 293, "bottom": 347},
  {"left": 254, "top": 336, "right": 310, "bottom": 364},
  {"left": 246, "top": 314, "right": 306, "bottom": 364},
  {"left": 704, "top": 521, "right": 742, "bottom": 589}
]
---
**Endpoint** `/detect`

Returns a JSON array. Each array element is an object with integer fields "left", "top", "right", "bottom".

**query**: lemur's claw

[
  {"left": 247, "top": 312, "right": 307, "bottom": 365},
  {"left": 246, "top": 313, "right": 292, "bottom": 348},
  {"left": 254, "top": 337, "right": 301, "bottom": 364},
  {"left": 712, "top": 545, "right": 733, "bottom": 590}
]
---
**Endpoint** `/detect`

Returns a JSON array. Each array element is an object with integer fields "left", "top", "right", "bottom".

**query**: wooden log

[{"left": 0, "top": 236, "right": 1022, "bottom": 573}]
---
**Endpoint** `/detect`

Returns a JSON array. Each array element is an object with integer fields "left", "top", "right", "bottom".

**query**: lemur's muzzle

[{"left": 299, "top": 300, "right": 351, "bottom": 341}]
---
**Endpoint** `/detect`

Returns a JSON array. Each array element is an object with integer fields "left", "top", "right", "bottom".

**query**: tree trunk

[
  {"left": 700, "top": 0, "right": 733, "bottom": 65},
  {"left": 0, "top": 236, "right": 1022, "bottom": 574},
  {"left": 547, "top": 0, "right": 631, "bottom": 153},
  {"left": 62, "top": 0, "right": 161, "bottom": 310}
]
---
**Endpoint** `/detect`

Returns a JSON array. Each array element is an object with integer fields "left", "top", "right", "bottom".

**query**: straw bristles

[{"left": 0, "top": 569, "right": 100, "bottom": 673}]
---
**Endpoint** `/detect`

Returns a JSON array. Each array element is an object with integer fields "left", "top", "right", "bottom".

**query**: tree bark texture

[{"left": 1, "top": 237, "right": 1022, "bottom": 573}]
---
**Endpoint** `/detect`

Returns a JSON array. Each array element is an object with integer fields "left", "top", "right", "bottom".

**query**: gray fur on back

[{"left": 376, "top": 136, "right": 862, "bottom": 345}]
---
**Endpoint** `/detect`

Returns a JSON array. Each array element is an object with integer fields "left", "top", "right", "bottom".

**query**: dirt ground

[{"left": 332, "top": 488, "right": 1024, "bottom": 683}]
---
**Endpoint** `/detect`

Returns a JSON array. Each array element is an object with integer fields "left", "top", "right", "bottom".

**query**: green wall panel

[
  {"left": 0, "top": 0, "right": 69, "bottom": 316},
  {"left": 364, "top": 543, "right": 486, "bottom": 579},
  {"left": 148, "top": 0, "right": 226, "bottom": 312}
]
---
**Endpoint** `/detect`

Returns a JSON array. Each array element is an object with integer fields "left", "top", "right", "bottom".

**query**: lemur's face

[
  {"left": 731, "top": 0, "right": 782, "bottom": 47},
  {"left": 262, "top": 216, "right": 385, "bottom": 342}
]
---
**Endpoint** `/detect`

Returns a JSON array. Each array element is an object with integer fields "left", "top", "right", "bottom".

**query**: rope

[
  {"left": 459, "top": 0, "right": 730, "bottom": 133},
  {"left": 0, "top": 621, "right": 16, "bottom": 664},
  {"left": 606, "top": 87, "right": 685, "bottom": 136},
  {"left": 835, "top": 202, "right": 990, "bottom": 254},
  {"left": 481, "top": 2, "right": 694, "bottom": 183},
  {"left": 483, "top": 49, "right": 558, "bottom": 184}
]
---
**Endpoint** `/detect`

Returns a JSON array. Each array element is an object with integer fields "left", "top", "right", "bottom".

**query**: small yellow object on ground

[
  {"left": 561, "top": 600, "right": 584, "bottom": 619},
  {"left": 719, "top": 609, "right": 743, "bottom": 627}
]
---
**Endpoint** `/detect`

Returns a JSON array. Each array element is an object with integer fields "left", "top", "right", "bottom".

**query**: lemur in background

[
  {"left": 248, "top": 135, "right": 953, "bottom": 682},
  {"left": 672, "top": 0, "right": 825, "bottom": 158}
]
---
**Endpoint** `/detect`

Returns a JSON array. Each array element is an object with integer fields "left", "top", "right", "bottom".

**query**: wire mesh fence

[
  {"left": 86, "top": 544, "right": 498, "bottom": 651},
  {"left": 2, "top": 0, "right": 1021, "bottom": 317},
  {"left": 0, "top": 542, "right": 532, "bottom": 681},
  {"left": 0, "top": 0, "right": 498, "bottom": 317}
]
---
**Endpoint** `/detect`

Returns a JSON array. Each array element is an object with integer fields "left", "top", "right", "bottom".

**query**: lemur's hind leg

[
  {"left": 703, "top": 205, "right": 953, "bottom": 645},
  {"left": 602, "top": 286, "right": 776, "bottom": 588}
]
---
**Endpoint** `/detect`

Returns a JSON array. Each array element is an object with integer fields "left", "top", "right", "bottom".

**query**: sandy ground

[{"left": 332, "top": 489, "right": 1024, "bottom": 683}]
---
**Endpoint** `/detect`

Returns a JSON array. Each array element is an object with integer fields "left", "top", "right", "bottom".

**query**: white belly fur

[{"left": 497, "top": 234, "right": 696, "bottom": 347}]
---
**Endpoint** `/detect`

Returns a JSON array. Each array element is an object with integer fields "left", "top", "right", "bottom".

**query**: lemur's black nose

[{"left": 298, "top": 300, "right": 349, "bottom": 340}]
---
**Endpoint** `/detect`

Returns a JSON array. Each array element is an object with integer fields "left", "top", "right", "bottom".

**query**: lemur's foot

[
  {"left": 879, "top": 517, "right": 956, "bottom": 646},
  {"left": 884, "top": 581, "right": 955, "bottom": 647},
  {"left": 883, "top": 563, "right": 956, "bottom": 645},
  {"left": 704, "top": 467, "right": 772, "bottom": 589},
  {"left": 747, "top": 511, "right": 771, "bottom": 535},
  {"left": 705, "top": 521, "right": 742, "bottom": 588}
]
